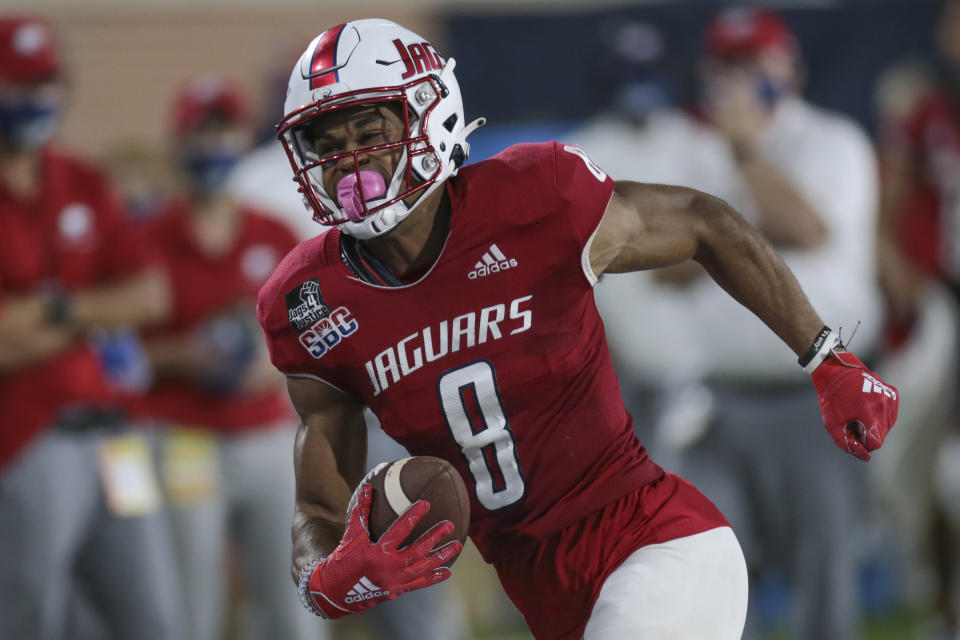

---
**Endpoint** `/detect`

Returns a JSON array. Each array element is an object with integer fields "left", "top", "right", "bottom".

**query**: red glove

[
  {"left": 810, "top": 351, "right": 899, "bottom": 461},
  {"left": 297, "top": 484, "right": 461, "bottom": 619}
]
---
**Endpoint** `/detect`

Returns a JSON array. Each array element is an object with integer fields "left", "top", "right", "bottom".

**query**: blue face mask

[
  {"left": 124, "top": 189, "right": 167, "bottom": 223},
  {"left": 182, "top": 150, "right": 242, "bottom": 195},
  {"left": 755, "top": 74, "right": 784, "bottom": 110},
  {"left": 0, "top": 95, "right": 59, "bottom": 150}
]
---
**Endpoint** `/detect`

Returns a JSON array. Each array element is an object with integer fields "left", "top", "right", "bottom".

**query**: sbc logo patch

[{"left": 299, "top": 307, "right": 358, "bottom": 359}]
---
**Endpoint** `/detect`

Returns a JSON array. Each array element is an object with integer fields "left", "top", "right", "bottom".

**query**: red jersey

[
  {"left": 888, "top": 88, "right": 960, "bottom": 279},
  {"left": 0, "top": 148, "right": 153, "bottom": 468},
  {"left": 129, "top": 201, "right": 297, "bottom": 432},
  {"left": 258, "top": 142, "right": 671, "bottom": 562}
]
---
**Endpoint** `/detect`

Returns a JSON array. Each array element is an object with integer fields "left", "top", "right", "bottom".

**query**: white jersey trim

[
  {"left": 580, "top": 189, "right": 614, "bottom": 288},
  {"left": 285, "top": 372, "right": 346, "bottom": 394}
]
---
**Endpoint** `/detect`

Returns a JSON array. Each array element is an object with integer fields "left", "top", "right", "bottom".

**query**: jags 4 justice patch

[
  {"left": 286, "top": 278, "right": 358, "bottom": 359},
  {"left": 286, "top": 278, "right": 330, "bottom": 331}
]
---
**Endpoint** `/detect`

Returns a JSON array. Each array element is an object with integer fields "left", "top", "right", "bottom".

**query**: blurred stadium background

[
  {"left": 2, "top": 0, "right": 956, "bottom": 638},
  {"left": 13, "top": 0, "right": 944, "bottom": 155}
]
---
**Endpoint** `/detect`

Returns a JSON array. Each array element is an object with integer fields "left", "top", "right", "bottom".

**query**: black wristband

[
  {"left": 44, "top": 287, "right": 73, "bottom": 324},
  {"left": 797, "top": 325, "right": 837, "bottom": 372}
]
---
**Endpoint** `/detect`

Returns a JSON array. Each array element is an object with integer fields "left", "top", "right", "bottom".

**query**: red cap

[
  {"left": 0, "top": 16, "right": 61, "bottom": 84},
  {"left": 705, "top": 7, "right": 798, "bottom": 58},
  {"left": 171, "top": 75, "right": 250, "bottom": 135}
]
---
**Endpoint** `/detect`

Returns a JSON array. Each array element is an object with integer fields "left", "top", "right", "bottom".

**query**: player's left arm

[
  {"left": 592, "top": 182, "right": 822, "bottom": 353},
  {"left": 590, "top": 181, "right": 898, "bottom": 460}
]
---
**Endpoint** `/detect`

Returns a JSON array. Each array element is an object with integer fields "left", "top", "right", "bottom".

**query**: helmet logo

[
  {"left": 392, "top": 39, "right": 444, "bottom": 80},
  {"left": 308, "top": 23, "right": 347, "bottom": 89}
]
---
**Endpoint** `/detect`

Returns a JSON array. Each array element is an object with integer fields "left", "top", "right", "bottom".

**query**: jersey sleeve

[
  {"left": 256, "top": 261, "right": 306, "bottom": 377},
  {"left": 255, "top": 236, "right": 336, "bottom": 381},
  {"left": 551, "top": 141, "right": 616, "bottom": 285}
]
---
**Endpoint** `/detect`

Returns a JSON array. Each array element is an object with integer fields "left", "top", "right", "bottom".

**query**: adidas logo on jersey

[
  {"left": 469, "top": 243, "right": 518, "bottom": 279},
  {"left": 861, "top": 373, "right": 897, "bottom": 400},
  {"left": 344, "top": 576, "right": 389, "bottom": 604}
]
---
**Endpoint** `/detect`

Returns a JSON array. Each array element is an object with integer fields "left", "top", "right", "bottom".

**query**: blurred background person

[
  {"left": 586, "top": 7, "right": 881, "bottom": 639},
  {"left": 0, "top": 14, "right": 181, "bottom": 640},
  {"left": 568, "top": 20, "right": 721, "bottom": 445},
  {"left": 125, "top": 75, "right": 317, "bottom": 640},
  {"left": 679, "top": 8, "right": 880, "bottom": 639},
  {"left": 103, "top": 140, "right": 178, "bottom": 228},
  {"left": 875, "top": 0, "right": 960, "bottom": 635},
  {"left": 228, "top": 52, "right": 322, "bottom": 242}
]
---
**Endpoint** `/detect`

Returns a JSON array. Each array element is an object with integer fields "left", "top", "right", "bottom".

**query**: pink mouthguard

[{"left": 336, "top": 171, "right": 387, "bottom": 222}]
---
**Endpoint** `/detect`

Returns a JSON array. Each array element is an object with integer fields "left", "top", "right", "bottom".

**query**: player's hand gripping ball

[
  {"left": 366, "top": 456, "right": 470, "bottom": 558},
  {"left": 811, "top": 351, "right": 899, "bottom": 461},
  {"left": 298, "top": 456, "right": 469, "bottom": 619}
]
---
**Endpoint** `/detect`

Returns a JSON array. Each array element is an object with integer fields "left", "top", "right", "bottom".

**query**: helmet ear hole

[
  {"left": 443, "top": 113, "right": 458, "bottom": 133},
  {"left": 451, "top": 144, "right": 467, "bottom": 168}
]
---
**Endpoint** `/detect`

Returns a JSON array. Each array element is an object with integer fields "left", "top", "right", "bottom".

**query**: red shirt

[
  {"left": 888, "top": 88, "right": 960, "bottom": 279},
  {"left": 129, "top": 201, "right": 297, "bottom": 432},
  {"left": 0, "top": 148, "right": 153, "bottom": 468},
  {"left": 257, "top": 143, "right": 691, "bottom": 563}
]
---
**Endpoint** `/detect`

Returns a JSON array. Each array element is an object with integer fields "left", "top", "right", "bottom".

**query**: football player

[{"left": 256, "top": 19, "right": 899, "bottom": 639}]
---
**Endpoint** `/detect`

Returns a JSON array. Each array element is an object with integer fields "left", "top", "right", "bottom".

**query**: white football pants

[{"left": 583, "top": 526, "right": 747, "bottom": 639}]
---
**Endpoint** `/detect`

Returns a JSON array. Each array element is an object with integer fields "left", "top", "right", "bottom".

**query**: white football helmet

[{"left": 277, "top": 19, "right": 485, "bottom": 239}]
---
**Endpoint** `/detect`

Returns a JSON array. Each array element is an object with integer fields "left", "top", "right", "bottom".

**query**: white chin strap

[
  {"left": 454, "top": 117, "right": 486, "bottom": 162},
  {"left": 339, "top": 201, "right": 409, "bottom": 239}
]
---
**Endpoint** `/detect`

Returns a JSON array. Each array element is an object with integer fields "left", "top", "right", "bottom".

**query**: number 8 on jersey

[{"left": 438, "top": 360, "right": 525, "bottom": 510}]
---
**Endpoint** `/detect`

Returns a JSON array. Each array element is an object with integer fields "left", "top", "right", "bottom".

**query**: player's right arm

[
  {"left": 257, "top": 240, "right": 459, "bottom": 616},
  {"left": 286, "top": 375, "right": 368, "bottom": 581},
  {"left": 285, "top": 375, "right": 459, "bottom": 619}
]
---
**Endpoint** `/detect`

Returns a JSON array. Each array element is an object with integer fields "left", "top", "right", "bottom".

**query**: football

[{"left": 366, "top": 456, "right": 470, "bottom": 566}]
